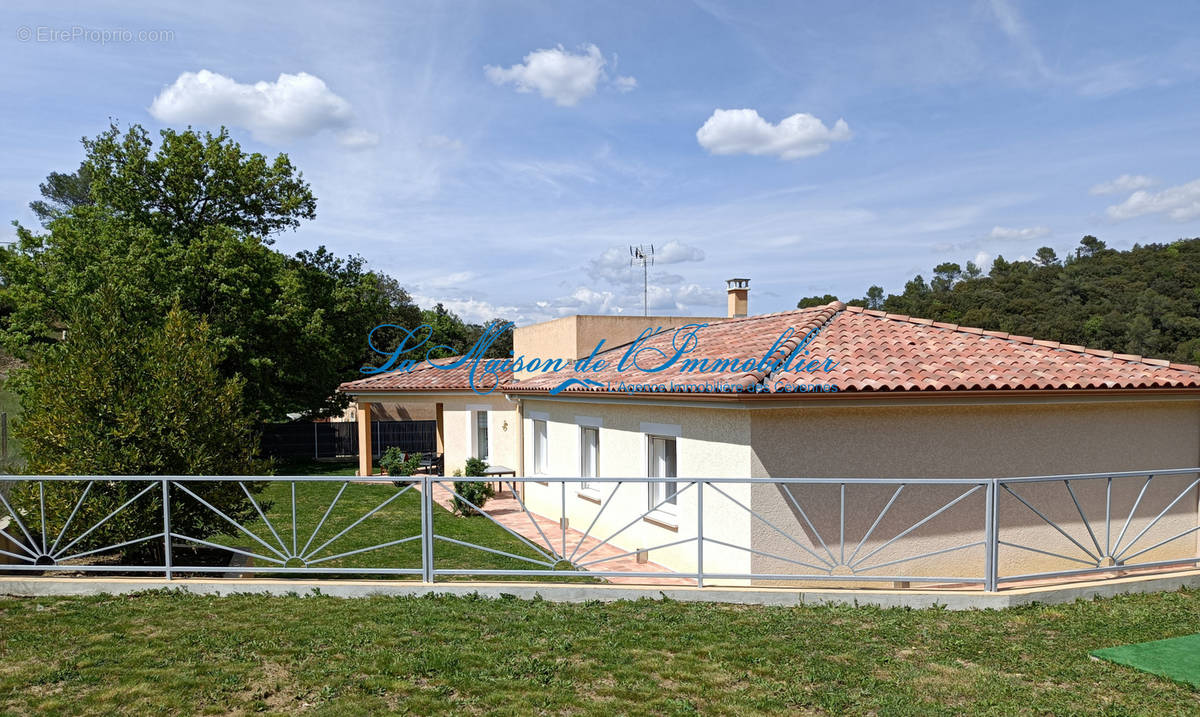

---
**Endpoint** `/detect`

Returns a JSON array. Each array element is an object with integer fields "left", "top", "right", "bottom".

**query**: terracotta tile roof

[
  {"left": 340, "top": 356, "right": 512, "bottom": 393},
  {"left": 781, "top": 306, "right": 1200, "bottom": 392},
  {"left": 341, "top": 302, "right": 1200, "bottom": 398},
  {"left": 508, "top": 304, "right": 840, "bottom": 394}
]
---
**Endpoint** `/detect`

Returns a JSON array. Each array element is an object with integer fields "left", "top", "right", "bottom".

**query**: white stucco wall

[
  {"left": 517, "top": 399, "right": 753, "bottom": 581},
  {"left": 369, "top": 392, "right": 1200, "bottom": 587},
  {"left": 438, "top": 396, "right": 519, "bottom": 477}
]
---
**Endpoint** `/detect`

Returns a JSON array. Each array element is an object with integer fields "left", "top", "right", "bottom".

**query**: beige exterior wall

[
  {"left": 438, "top": 395, "right": 519, "bottom": 476},
  {"left": 512, "top": 315, "right": 725, "bottom": 378},
  {"left": 518, "top": 398, "right": 752, "bottom": 580},
  {"left": 748, "top": 399, "right": 1200, "bottom": 584}
]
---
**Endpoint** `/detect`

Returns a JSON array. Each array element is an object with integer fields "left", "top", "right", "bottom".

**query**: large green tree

[
  {"left": 1, "top": 124, "right": 420, "bottom": 420},
  {"left": 79, "top": 123, "right": 315, "bottom": 241}
]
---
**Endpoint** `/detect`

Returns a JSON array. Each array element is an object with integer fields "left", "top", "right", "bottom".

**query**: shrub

[
  {"left": 450, "top": 458, "right": 494, "bottom": 515},
  {"left": 6, "top": 290, "right": 266, "bottom": 562},
  {"left": 379, "top": 447, "right": 422, "bottom": 480},
  {"left": 451, "top": 480, "right": 495, "bottom": 517}
]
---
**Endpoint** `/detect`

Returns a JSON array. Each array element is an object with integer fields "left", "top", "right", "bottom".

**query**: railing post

[
  {"left": 696, "top": 480, "right": 704, "bottom": 588},
  {"left": 162, "top": 479, "right": 172, "bottom": 580},
  {"left": 984, "top": 479, "right": 998, "bottom": 592},
  {"left": 421, "top": 474, "right": 434, "bottom": 583}
]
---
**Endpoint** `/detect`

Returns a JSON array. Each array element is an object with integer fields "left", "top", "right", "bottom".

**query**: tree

[
  {"left": 1077, "top": 235, "right": 1107, "bottom": 258},
  {"left": 29, "top": 162, "right": 93, "bottom": 225},
  {"left": 869, "top": 236, "right": 1200, "bottom": 365},
  {"left": 7, "top": 289, "right": 265, "bottom": 560},
  {"left": 931, "top": 262, "right": 962, "bottom": 292},
  {"left": 797, "top": 294, "right": 839, "bottom": 309},
  {"left": 414, "top": 304, "right": 512, "bottom": 359},
  {"left": 865, "top": 285, "right": 885, "bottom": 310},
  {"left": 1034, "top": 247, "right": 1058, "bottom": 267},
  {"left": 2, "top": 124, "right": 411, "bottom": 420},
  {"left": 80, "top": 123, "right": 315, "bottom": 241}
]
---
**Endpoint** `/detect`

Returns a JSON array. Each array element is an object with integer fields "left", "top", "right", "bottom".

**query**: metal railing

[{"left": 0, "top": 469, "right": 1197, "bottom": 591}]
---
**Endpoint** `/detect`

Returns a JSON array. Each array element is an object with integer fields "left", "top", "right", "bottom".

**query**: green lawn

[
  {"left": 197, "top": 461, "right": 581, "bottom": 581},
  {"left": 0, "top": 590, "right": 1198, "bottom": 715},
  {"left": 269, "top": 458, "right": 358, "bottom": 477}
]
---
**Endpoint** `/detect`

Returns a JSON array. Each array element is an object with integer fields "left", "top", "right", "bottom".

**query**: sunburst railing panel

[{"left": 0, "top": 470, "right": 1197, "bottom": 590}]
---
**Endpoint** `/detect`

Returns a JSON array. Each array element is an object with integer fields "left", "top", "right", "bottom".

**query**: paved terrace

[{"left": 424, "top": 483, "right": 695, "bottom": 586}]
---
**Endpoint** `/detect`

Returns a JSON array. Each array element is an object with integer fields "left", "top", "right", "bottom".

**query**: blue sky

[{"left": 4, "top": 1, "right": 1200, "bottom": 324}]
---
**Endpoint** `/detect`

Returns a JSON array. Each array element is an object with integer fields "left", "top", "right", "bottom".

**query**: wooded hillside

[{"left": 800, "top": 236, "right": 1200, "bottom": 365}]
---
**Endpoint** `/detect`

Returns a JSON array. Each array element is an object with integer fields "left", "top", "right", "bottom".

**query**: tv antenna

[{"left": 630, "top": 244, "right": 654, "bottom": 316}]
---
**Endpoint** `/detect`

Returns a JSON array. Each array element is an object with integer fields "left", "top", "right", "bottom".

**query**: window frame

[
  {"left": 466, "top": 404, "right": 491, "bottom": 462},
  {"left": 578, "top": 422, "right": 600, "bottom": 498},
  {"left": 532, "top": 418, "right": 548, "bottom": 476},
  {"left": 644, "top": 429, "right": 679, "bottom": 526}
]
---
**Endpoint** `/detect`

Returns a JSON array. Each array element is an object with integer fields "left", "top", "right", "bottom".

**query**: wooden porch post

[
  {"left": 357, "top": 401, "right": 373, "bottom": 477},
  {"left": 435, "top": 402, "right": 445, "bottom": 472}
]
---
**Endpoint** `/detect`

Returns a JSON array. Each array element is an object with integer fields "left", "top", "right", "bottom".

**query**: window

[
  {"left": 580, "top": 426, "right": 599, "bottom": 490},
  {"left": 647, "top": 435, "right": 677, "bottom": 516},
  {"left": 475, "top": 410, "right": 489, "bottom": 461},
  {"left": 532, "top": 419, "right": 547, "bottom": 475}
]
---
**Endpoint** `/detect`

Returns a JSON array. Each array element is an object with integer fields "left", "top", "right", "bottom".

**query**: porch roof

[{"left": 339, "top": 356, "right": 512, "bottom": 394}]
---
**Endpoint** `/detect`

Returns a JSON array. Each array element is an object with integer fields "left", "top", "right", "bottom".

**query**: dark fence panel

[{"left": 261, "top": 420, "right": 437, "bottom": 460}]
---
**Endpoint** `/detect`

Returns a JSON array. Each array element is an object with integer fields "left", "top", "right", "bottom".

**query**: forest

[{"left": 799, "top": 236, "right": 1200, "bottom": 365}]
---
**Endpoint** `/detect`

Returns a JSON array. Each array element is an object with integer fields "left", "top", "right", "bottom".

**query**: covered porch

[{"left": 352, "top": 398, "right": 447, "bottom": 477}]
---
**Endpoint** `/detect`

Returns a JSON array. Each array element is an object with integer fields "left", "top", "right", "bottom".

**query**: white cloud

[
  {"left": 337, "top": 128, "right": 380, "bottom": 149},
  {"left": 553, "top": 242, "right": 719, "bottom": 316},
  {"left": 1089, "top": 174, "right": 1155, "bottom": 195},
  {"left": 149, "top": 70, "right": 375, "bottom": 145},
  {"left": 421, "top": 134, "right": 464, "bottom": 151},
  {"left": 560, "top": 287, "right": 622, "bottom": 315},
  {"left": 412, "top": 293, "right": 521, "bottom": 324},
  {"left": 484, "top": 44, "right": 635, "bottom": 106},
  {"left": 1106, "top": 179, "right": 1200, "bottom": 222},
  {"left": 986, "top": 0, "right": 1050, "bottom": 80},
  {"left": 972, "top": 251, "right": 993, "bottom": 270},
  {"left": 587, "top": 241, "right": 705, "bottom": 283},
  {"left": 418, "top": 271, "right": 477, "bottom": 290},
  {"left": 548, "top": 282, "right": 722, "bottom": 317},
  {"left": 656, "top": 239, "right": 706, "bottom": 264},
  {"left": 696, "top": 109, "right": 851, "bottom": 160},
  {"left": 989, "top": 225, "right": 1050, "bottom": 240}
]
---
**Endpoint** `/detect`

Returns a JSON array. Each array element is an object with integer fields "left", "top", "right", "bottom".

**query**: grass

[
  {"left": 0, "top": 589, "right": 1198, "bottom": 714},
  {"left": 269, "top": 458, "right": 358, "bottom": 477},
  {"left": 198, "top": 459, "right": 582, "bottom": 581}
]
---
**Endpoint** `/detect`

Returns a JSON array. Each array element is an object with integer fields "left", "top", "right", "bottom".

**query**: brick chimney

[{"left": 726, "top": 278, "right": 749, "bottom": 318}]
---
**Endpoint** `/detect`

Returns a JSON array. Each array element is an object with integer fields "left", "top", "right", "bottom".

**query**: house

[{"left": 339, "top": 281, "right": 1200, "bottom": 585}]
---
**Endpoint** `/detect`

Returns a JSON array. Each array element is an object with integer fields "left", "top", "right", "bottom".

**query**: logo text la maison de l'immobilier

[{"left": 360, "top": 322, "right": 840, "bottom": 396}]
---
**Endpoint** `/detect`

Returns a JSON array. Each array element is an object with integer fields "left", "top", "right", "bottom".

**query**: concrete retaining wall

[{"left": 2, "top": 569, "right": 1198, "bottom": 609}]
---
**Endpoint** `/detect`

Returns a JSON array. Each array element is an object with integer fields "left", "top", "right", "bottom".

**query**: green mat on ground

[{"left": 1091, "top": 633, "right": 1200, "bottom": 688}]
